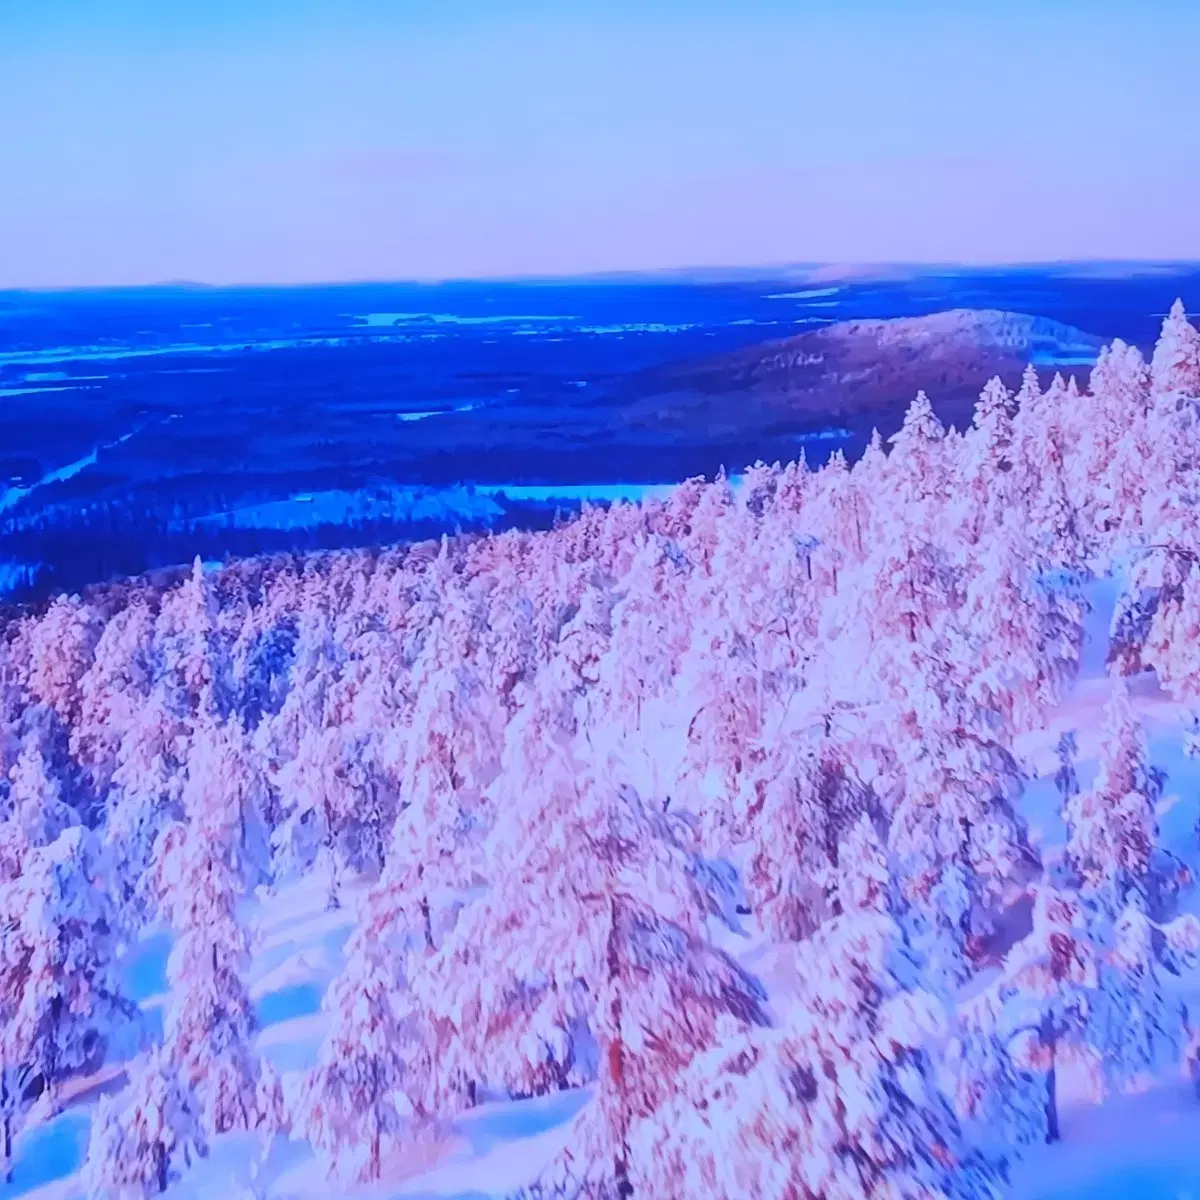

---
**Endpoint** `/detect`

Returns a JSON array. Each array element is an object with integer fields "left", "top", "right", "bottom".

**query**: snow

[
  {"left": 348, "top": 313, "right": 575, "bottom": 328},
  {"left": 792, "top": 427, "right": 853, "bottom": 442},
  {"left": 0, "top": 429, "right": 138, "bottom": 515},
  {"left": 0, "top": 332, "right": 429, "bottom": 368},
  {"left": 8, "top": 309, "right": 1200, "bottom": 1198},
  {"left": 6, "top": 585, "right": 1198, "bottom": 1199},
  {"left": 22, "top": 373, "right": 104, "bottom": 383},
  {"left": 575, "top": 322, "right": 697, "bottom": 334},
  {"left": 1008, "top": 1083, "right": 1200, "bottom": 1198},
  {"left": 397, "top": 403, "right": 484, "bottom": 423},
  {"left": 254, "top": 985, "right": 323, "bottom": 1031},
  {"left": 1, "top": 1110, "right": 90, "bottom": 1198},
  {"left": 255, "top": 1014, "right": 329, "bottom": 1074},
  {"left": 991, "top": 567, "right": 1200, "bottom": 1197},
  {"left": 765, "top": 287, "right": 843, "bottom": 300},
  {"left": 189, "top": 487, "right": 505, "bottom": 532},
  {"left": 122, "top": 931, "right": 172, "bottom": 1004},
  {"left": 472, "top": 482, "right": 679, "bottom": 505},
  {"left": 0, "top": 562, "right": 42, "bottom": 598},
  {"left": 359, "top": 1090, "right": 590, "bottom": 1200},
  {"left": 0, "top": 386, "right": 97, "bottom": 398},
  {"left": 1029, "top": 353, "right": 1099, "bottom": 367}
]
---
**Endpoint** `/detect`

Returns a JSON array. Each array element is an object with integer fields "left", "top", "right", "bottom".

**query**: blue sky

[{"left": 2, "top": 1, "right": 1198, "bottom": 287}]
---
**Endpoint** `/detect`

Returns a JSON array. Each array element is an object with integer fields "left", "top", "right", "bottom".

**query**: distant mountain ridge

[{"left": 622, "top": 307, "right": 1105, "bottom": 440}]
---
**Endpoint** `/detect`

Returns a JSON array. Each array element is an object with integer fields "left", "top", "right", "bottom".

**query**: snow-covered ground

[
  {"left": 0, "top": 870, "right": 588, "bottom": 1200},
  {"left": 4, "top": 566, "right": 1199, "bottom": 1200},
  {"left": 186, "top": 487, "right": 505, "bottom": 533},
  {"left": 1003, "top": 573, "right": 1200, "bottom": 1199},
  {"left": 0, "top": 562, "right": 42, "bottom": 600},
  {"left": 0, "top": 430, "right": 138, "bottom": 517}
]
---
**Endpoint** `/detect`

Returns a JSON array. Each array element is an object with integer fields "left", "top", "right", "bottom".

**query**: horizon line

[{"left": 4, "top": 258, "right": 1200, "bottom": 296}]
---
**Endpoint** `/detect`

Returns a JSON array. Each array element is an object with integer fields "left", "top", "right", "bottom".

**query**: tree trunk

[
  {"left": 421, "top": 895, "right": 434, "bottom": 952},
  {"left": 323, "top": 839, "right": 340, "bottom": 912},
  {"left": 364, "top": 1062, "right": 383, "bottom": 1181},
  {"left": 1042, "top": 1015, "right": 1060, "bottom": 1144},
  {"left": 605, "top": 905, "right": 633, "bottom": 1199},
  {"left": 1, "top": 1074, "right": 11, "bottom": 1184}
]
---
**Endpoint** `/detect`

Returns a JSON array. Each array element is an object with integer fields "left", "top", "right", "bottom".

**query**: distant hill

[{"left": 622, "top": 308, "right": 1105, "bottom": 440}]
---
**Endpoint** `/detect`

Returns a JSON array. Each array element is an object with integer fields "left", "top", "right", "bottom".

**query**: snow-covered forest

[{"left": 3, "top": 301, "right": 1200, "bottom": 1199}]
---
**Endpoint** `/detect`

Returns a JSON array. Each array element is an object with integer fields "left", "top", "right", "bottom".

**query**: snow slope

[
  {"left": 4, "top": 568, "right": 1200, "bottom": 1200},
  {"left": 1002, "top": 574, "right": 1200, "bottom": 1199}
]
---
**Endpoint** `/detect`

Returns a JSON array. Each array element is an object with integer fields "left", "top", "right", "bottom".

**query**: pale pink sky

[{"left": 1, "top": 1, "right": 1198, "bottom": 287}]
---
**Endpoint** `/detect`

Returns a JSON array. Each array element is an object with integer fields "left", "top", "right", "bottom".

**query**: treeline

[{"left": 1, "top": 495, "right": 578, "bottom": 608}]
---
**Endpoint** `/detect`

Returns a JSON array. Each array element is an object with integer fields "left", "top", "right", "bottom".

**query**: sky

[{"left": 2, "top": 0, "right": 1199, "bottom": 288}]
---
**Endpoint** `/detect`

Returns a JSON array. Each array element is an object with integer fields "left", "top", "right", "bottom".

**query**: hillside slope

[{"left": 625, "top": 308, "right": 1103, "bottom": 437}]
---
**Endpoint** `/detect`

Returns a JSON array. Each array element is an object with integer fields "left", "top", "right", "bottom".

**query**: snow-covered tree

[
  {"left": 1063, "top": 679, "right": 1163, "bottom": 911},
  {"left": 887, "top": 390, "right": 950, "bottom": 521},
  {"left": 295, "top": 926, "right": 427, "bottom": 1184},
  {"left": 420, "top": 735, "right": 767, "bottom": 1198},
  {"left": 0, "top": 826, "right": 129, "bottom": 1137},
  {"left": 71, "top": 601, "right": 157, "bottom": 794},
  {"left": 82, "top": 1049, "right": 207, "bottom": 1198},
  {"left": 1025, "top": 430, "right": 1086, "bottom": 573},
  {"left": 1091, "top": 891, "right": 1187, "bottom": 1093},
  {"left": 16, "top": 594, "right": 101, "bottom": 726},
  {"left": 1151, "top": 298, "right": 1200, "bottom": 397},
  {"left": 152, "top": 814, "right": 264, "bottom": 1137},
  {"left": 104, "top": 683, "right": 189, "bottom": 925},
  {"left": 4, "top": 739, "right": 75, "bottom": 850},
  {"left": 1144, "top": 565, "right": 1200, "bottom": 702},
  {"left": 981, "top": 884, "right": 1100, "bottom": 1143},
  {"left": 150, "top": 716, "right": 270, "bottom": 1139},
  {"left": 954, "top": 376, "right": 1016, "bottom": 544},
  {"left": 739, "top": 730, "right": 836, "bottom": 941},
  {"left": 631, "top": 902, "right": 1004, "bottom": 1199},
  {"left": 155, "top": 558, "right": 226, "bottom": 714}
]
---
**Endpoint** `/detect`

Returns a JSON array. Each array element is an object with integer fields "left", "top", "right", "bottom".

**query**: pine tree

[
  {"left": 151, "top": 714, "right": 269, "bottom": 1138},
  {"left": 17, "top": 594, "right": 101, "bottom": 726},
  {"left": 887, "top": 390, "right": 949, "bottom": 521},
  {"left": 986, "top": 885, "right": 1100, "bottom": 1144},
  {"left": 631, "top": 895, "right": 1004, "bottom": 1198},
  {"left": 1090, "top": 891, "right": 1187, "bottom": 1093},
  {"left": 952, "top": 401, "right": 1006, "bottom": 546},
  {"left": 295, "top": 927, "right": 426, "bottom": 1184},
  {"left": 153, "top": 816, "right": 263, "bottom": 1137},
  {"left": 738, "top": 723, "right": 835, "bottom": 942},
  {"left": 1063, "top": 679, "right": 1162, "bottom": 911},
  {"left": 1145, "top": 567, "right": 1200, "bottom": 702},
  {"left": 5, "top": 740, "right": 75, "bottom": 849},
  {"left": 419, "top": 734, "right": 767, "bottom": 1199},
  {"left": 104, "top": 683, "right": 190, "bottom": 926},
  {"left": 1151, "top": 299, "right": 1200, "bottom": 397},
  {"left": 0, "top": 827, "right": 129, "bottom": 1134},
  {"left": 155, "top": 558, "right": 224, "bottom": 714},
  {"left": 82, "top": 1049, "right": 207, "bottom": 1198}
]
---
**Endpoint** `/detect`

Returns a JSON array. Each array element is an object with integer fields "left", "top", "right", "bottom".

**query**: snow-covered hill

[
  {"left": 1, "top": 300, "right": 1200, "bottom": 1199},
  {"left": 632, "top": 308, "right": 1105, "bottom": 440}
]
